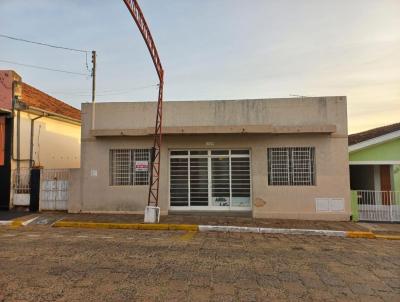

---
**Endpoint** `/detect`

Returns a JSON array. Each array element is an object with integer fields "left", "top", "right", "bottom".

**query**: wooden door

[{"left": 380, "top": 165, "right": 392, "bottom": 205}]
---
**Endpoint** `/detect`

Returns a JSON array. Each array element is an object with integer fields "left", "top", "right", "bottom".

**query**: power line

[
  {"left": 46, "top": 84, "right": 159, "bottom": 96},
  {"left": 0, "top": 59, "right": 90, "bottom": 77},
  {"left": 0, "top": 33, "right": 91, "bottom": 72},
  {"left": 0, "top": 33, "right": 89, "bottom": 53}
]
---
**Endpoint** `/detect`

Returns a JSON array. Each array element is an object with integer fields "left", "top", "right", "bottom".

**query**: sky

[{"left": 0, "top": 0, "right": 399, "bottom": 134}]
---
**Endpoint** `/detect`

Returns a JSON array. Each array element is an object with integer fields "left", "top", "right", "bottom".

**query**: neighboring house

[
  {"left": 0, "top": 70, "right": 81, "bottom": 210},
  {"left": 349, "top": 123, "right": 400, "bottom": 222},
  {"left": 349, "top": 123, "right": 400, "bottom": 193},
  {"left": 69, "top": 96, "right": 351, "bottom": 221}
]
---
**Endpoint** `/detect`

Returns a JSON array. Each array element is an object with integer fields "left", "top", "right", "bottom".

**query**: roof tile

[
  {"left": 348, "top": 123, "right": 400, "bottom": 145},
  {"left": 20, "top": 82, "right": 80, "bottom": 121}
]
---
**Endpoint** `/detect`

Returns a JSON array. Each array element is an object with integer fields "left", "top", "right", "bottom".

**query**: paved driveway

[{"left": 0, "top": 227, "right": 399, "bottom": 301}]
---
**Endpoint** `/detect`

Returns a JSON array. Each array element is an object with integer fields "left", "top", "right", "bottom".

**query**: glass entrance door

[
  {"left": 189, "top": 156, "right": 208, "bottom": 206},
  {"left": 170, "top": 150, "right": 251, "bottom": 210},
  {"left": 211, "top": 151, "right": 230, "bottom": 207}
]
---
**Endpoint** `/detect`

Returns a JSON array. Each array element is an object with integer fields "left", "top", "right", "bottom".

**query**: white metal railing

[{"left": 356, "top": 190, "right": 400, "bottom": 222}]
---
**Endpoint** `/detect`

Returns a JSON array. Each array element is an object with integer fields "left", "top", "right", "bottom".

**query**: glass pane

[
  {"left": 211, "top": 157, "right": 230, "bottom": 206},
  {"left": 110, "top": 149, "right": 132, "bottom": 186},
  {"left": 171, "top": 150, "right": 188, "bottom": 156},
  {"left": 231, "top": 150, "right": 249, "bottom": 155},
  {"left": 190, "top": 158, "right": 209, "bottom": 206},
  {"left": 134, "top": 149, "right": 150, "bottom": 185},
  {"left": 190, "top": 150, "right": 207, "bottom": 156},
  {"left": 170, "top": 158, "right": 189, "bottom": 206},
  {"left": 231, "top": 157, "right": 250, "bottom": 207},
  {"left": 268, "top": 148, "right": 290, "bottom": 185},
  {"left": 211, "top": 150, "right": 229, "bottom": 155},
  {"left": 291, "top": 147, "right": 315, "bottom": 186}
]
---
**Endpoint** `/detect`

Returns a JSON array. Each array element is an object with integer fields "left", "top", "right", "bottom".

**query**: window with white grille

[
  {"left": 109, "top": 149, "right": 150, "bottom": 186},
  {"left": 169, "top": 150, "right": 251, "bottom": 208},
  {"left": 268, "top": 147, "right": 315, "bottom": 186}
]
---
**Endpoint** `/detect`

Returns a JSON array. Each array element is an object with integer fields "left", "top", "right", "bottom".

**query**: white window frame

[
  {"left": 109, "top": 149, "right": 151, "bottom": 186},
  {"left": 269, "top": 149, "right": 290, "bottom": 185},
  {"left": 169, "top": 149, "right": 252, "bottom": 211},
  {"left": 268, "top": 147, "right": 316, "bottom": 186}
]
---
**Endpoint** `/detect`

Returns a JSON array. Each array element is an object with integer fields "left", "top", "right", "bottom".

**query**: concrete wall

[
  {"left": 68, "top": 168, "right": 81, "bottom": 213},
  {"left": 88, "top": 97, "right": 347, "bottom": 134},
  {"left": 0, "top": 70, "right": 19, "bottom": 111},
  {"left": 394, "top": 165, "right": 400, "bottom": 192},
  {"left": 73, "top": 97, "right": 350, "bottom": 220},
  {"left": 349, "top": 138, "right": 400, "bottom": 162}
]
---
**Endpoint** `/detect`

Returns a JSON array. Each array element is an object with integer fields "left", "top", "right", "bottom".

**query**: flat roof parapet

[{"left": 83, "top": 96, "right": 347, "bottom": 138}]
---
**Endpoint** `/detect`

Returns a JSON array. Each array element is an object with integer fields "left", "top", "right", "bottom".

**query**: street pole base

[{"left": 144, "top": 206, "right": 160, "bottom": 223}]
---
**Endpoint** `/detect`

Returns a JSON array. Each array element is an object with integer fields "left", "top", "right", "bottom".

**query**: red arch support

[{"left": 123, "top": 0, "right": 164, "bottom": 207}]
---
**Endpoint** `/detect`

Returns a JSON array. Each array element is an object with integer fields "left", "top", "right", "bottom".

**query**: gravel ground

[{"left": 0, "top": 227, "right": 399, "bottom": 301}]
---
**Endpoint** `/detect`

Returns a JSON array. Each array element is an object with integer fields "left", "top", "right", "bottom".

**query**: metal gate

[
  {"left": 12, "top": 168, "right": 31, "bottom": 206},
  {"left": 40, "top": 169, "right": 70, "bottom": 211},
  {"left": 355, "top": 190, "right": 400, "bottom": 222}
]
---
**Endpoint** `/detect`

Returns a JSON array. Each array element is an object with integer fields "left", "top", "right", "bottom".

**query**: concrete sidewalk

[
  {"left": 0, "top": 210, "right": 32, "bottom": 221},
  {"left": 12, "top": 212, "right": 398, "bottom": 238},
  {"left": 56, "top": 213, "right": 369, "bottom": 231},
  {"left": 2, "top": 212, "right": 399, "bottom": 239},
  {"left": 357, "top": 222, "right": 400, "bottom": 236},
  {"left": 0, "top": 211, "right": 38, "bottom": 226}
]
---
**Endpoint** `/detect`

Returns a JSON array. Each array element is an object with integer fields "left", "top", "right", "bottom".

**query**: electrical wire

[
  {"left": 0, "top": 33, "right": 91, "bottom": 73},
  {"left": 0, "top": 59, "right": 90, "bottom": 77},
  {"left": 0, "top": 34, "right": 89, "bottom": 53},
  {"left": 46, "top": 84, "right": 158, "bottom": 96}
]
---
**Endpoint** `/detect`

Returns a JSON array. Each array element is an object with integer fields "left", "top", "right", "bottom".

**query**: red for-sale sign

[{"left": 135, "top": 160, "right": 149, "bottom": 171}]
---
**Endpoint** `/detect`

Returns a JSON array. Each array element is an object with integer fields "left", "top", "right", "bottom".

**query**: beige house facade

[
  {"left": 11, "top": 110, "right": 80, "bottom": 171},
  {"left": 72, "top": 96, "right": 350, "bottom": 220},
  {"left": 0, "top": 70, "right": 81, "bottom": 210}
]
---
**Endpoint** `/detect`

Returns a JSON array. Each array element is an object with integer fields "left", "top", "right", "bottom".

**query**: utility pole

[{"left": 91, "top": 50, "right": 96, "bottom": 130}]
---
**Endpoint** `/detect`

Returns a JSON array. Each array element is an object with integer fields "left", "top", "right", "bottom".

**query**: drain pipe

[
  {"left": 10, "top": 82, "right": 30, "bottom": 188},
  {"left": 16, "top": 109, "right": 20, "bottom": 182},
  {"left": 91, "top": 50, "right": 96, "bottom": 130}
]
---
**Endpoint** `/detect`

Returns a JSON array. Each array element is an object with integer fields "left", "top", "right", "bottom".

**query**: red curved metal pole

[{"left": 123, "top": 0, "right": 164, "bottom": 207}]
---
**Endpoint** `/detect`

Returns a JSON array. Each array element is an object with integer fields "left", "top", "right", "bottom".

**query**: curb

[
  {"left": 345, "top": 231, "right": 376, "bottom": 239},
  {"left": 53, "top": 221, "right": 198, "bottom": 231},
  {"left": 0, "top": 220, "right": 23, "bottom": 227},
  {"left": 374, "top": 234, "right": 400, "bottom": 240},
  {"left": 199, "top": 225, "right": 347, "bottom": 237},
  {"left": 201, "top": 226, "right": 384, "bottom": 239},
  {"left": 50, "top": 221, "right": 400, "bottom": 240},
  {"left": 0, "top": 216, "right": 38, "bottom": 227}
]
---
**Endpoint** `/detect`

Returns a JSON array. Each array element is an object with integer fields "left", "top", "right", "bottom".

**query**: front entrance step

[{"left": 168, "top": 210, "right": 252, "bottom": 217}]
